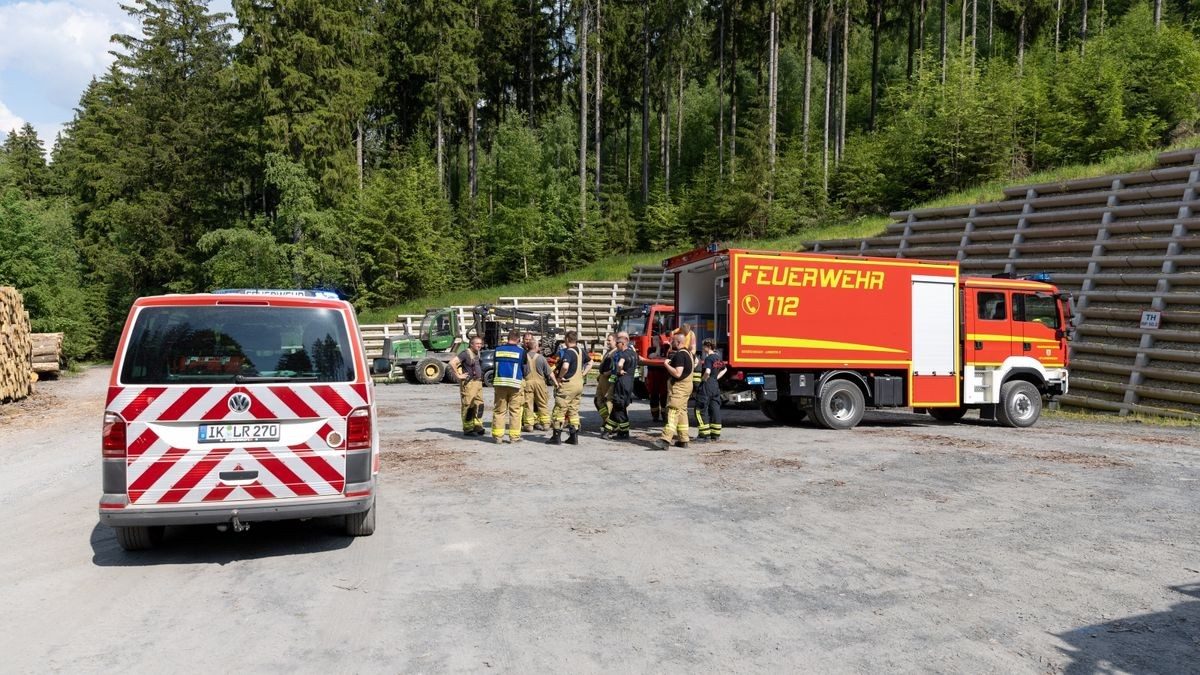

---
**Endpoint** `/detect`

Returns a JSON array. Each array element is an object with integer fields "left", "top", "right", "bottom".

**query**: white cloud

[
  {"left": 0, "top": 99, "right": 24, "bottom": 135},
  {"left": 0, "top": 1, "right": 140, "bottom": 111}
]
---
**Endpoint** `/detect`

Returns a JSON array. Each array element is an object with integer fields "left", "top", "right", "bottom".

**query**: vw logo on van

[{"left": 227, "top": 393, "right": 252, "bottom": 414}]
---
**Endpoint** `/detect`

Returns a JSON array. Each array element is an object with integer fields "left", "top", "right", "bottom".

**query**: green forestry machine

[{"left": 376, "top": 305, "right": 559, "bottom": 385}]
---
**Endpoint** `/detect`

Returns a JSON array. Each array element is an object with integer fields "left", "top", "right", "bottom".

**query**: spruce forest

[{"left": 2, "top": 0, "right": 1199, "bottom": 359}]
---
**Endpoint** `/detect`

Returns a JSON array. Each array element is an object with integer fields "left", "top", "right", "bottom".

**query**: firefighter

[
  {"left": 522, "top": 332, "right": 553, "bottom": 431},
  {"left": 593, "top": 334, "right": 616, "bottom": 429},
  {"left": 549, "top": 330, "right": 591, "bottom": 445},
  {"left": 490, "top": 329, "right": 529, "bottom": 443},
  {"left": 602, "top": 332, "right": 638, "bottom": 440},
  {"left": 449, "top": 337, "right": 486, "bottom": 436},
  {"left": 695, "top": 338, "right": 727, "bottom": 442},
  {"left": 675, "top": 322, "right": 697, "bottom": 355},
  {"left": 654, "top": 333, "right": 694, "bottom": 450}
]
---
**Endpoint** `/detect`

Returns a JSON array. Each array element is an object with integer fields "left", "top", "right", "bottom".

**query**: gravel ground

[{"left": 1, "top": 366, "right": 1197, "bottom": 673}]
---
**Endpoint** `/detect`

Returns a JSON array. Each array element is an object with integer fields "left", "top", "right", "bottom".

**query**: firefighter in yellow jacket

[
  {"left": 522, "top": 332, "right": 553, "bottom": 431},
  {"left": 653, "top": 333, "right": 694, "bottom": 450},
  {"left": 549, "top": 330, "right": 591, "bottom": 445}
]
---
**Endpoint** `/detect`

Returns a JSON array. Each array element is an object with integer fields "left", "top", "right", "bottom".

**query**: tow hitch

[{"left": 216, "top": 514, "right": 251, "bottom": 533}]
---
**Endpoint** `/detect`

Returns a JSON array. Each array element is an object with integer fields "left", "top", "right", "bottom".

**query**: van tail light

[
  {"left": 102, "top": 412, "right": 127, "bottom": 458},
  {"left": 346, "top": 407, "right": 372, "bottom": 450}
]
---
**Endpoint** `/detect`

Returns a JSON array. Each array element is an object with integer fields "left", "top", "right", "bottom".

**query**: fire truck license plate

[{"left": 198, "top": 423, "right": 280, "bottom": 443}]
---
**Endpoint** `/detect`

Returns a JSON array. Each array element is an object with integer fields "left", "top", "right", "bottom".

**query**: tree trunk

[
  {"left": 919, "top": 0, "right": 926, "bottom": 54},
  {"left": 528, "top": 0, "right": 535, "bottom": 121},
  {"left": 960, "top": 0, "right": 967, "bottom": 56},
  {"left": 663, "top": 83, "right": 671, "bottom": 197},
  {"left": 803, "top": 0, "right": 814, "bottom": 156},
  {"left": 1154, "top": 0, "right": 1162, "bottom": 29},
  {"left": 556, "top": 0, "right": 565, "bottom": 107},
  {"left": 907, "top": 1, "right": 916, "bottom": 80},
  {"left": 987, "top": 0, "right": 993, "bottom": 57},
  {"left": 641, "top": 2, "right": 649, "bottom": 205},
  {"left": 768, "top": 0, "right": 778, "bottom": 205},
  {"left": 730, "top": 3, "right": 738, "bottom": 178},
  {"left": 595, "top": 0, "right": 602, "bottom": 204},
  {"left": 940, "top": 0, "right": 947, "bottom": 82},
  {"left": 357, "top": 118, "right": 364, "bottom": 192},
  {"left": 823, "top": 0, "right": 833, "bottom": 191},
  {"left": 469, "top": 2, "right": 479, "bottom": 204},
  {"left": 436, "top": 96, "right": 444, "bottom": 191},
  {"left": 839, "top": 0, "right": 849, "bottom": 160},
  {"left": 1080, "top": 0, "right": 1088, "bottom": 55},
  {"left": 1017, "top": 11, "right": 1026, "bottom": 75},
  {"left": 625, "top": 108, "right": 631, "bottom": 190},
  {"left": 676, "top": 64, "right": 683, "bottom": 172},
  {"left": 719, "top": 0, "right": 726, "bottom": 178},
  {"left": 871, "top": 0, "right": 882, "bottom": 129},
  {"left": 971, "top": 0, "right": 978, "bottom": 69},
  {"left": 1054, "top": 0, "right": 1062, "bottom": 57},
  {"left": 579, "top": 1, "right": 588, "bottom": 228}
]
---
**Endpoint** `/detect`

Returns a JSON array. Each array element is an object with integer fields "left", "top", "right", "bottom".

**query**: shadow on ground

[
  {"left": 1056, "top": 583, "right": 1200, "bottom": 674},
  {"left": 90, "top": 519, "right": 355, "bottom": 567}
]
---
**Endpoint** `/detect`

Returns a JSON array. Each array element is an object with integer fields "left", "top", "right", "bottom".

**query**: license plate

[
  {"left": 746, "top": 375, "right": 765, "bottom": 386},
  {"left": 198, "top": 423, "right": 280, "bottom": 444}
]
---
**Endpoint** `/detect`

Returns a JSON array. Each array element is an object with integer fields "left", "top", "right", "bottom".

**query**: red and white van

[{"left": 99, "top": 289, "right": 378, "bottom": 550}]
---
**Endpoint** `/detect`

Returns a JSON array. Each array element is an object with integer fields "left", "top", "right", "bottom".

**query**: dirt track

[{"left": 1, "top": 367, "right": 1197, "bottom": 672}]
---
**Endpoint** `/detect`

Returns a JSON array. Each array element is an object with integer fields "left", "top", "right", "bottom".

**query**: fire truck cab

[{"left": 666, "top": 246, "right": 1072, "bottom": 429}]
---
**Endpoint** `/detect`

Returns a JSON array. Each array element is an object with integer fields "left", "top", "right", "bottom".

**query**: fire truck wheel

[
  {"left": 997, "top": 380, "right": 1042, "bottom": 428},
  {"left": 114, "top": 525, "right": 164, "bottom": 551},
  {"left": 812, "top": 380, "right": 865, "bottom": 430},
  {"left": 415, "top": 358, "right": 445, "bottom": 384},
  {"left": 929, "top": 407, "right": 968, "bottom": 423},
  {"left": 345, "top": 499, "right": 376, "bottom": 536}
]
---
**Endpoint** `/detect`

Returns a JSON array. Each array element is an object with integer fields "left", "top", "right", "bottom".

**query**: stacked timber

[
  {"left": 31, "top": 332, "right": 64, "bottom": 376},
  {"left": 0, "top": 286, "right": 34, "bottom": 403}
]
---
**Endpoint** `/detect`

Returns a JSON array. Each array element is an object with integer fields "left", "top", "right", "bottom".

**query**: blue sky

[{"left": 0, "top": 0, "right": 232, "bottom": 150}]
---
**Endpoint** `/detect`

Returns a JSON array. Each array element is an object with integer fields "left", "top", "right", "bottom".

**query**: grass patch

[{"left": 1045, "top": 407, "right": 1200, "bottom": 428}]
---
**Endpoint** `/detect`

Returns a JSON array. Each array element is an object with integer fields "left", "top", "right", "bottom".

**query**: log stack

[
  {"left": 1, "top": 286, "right": 34, "bottom": 403},
  {"left": 31, "top": 332, "right": 64, "bottom": 376}
]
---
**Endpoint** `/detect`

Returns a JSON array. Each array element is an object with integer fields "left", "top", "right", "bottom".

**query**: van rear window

[{"left": 120, "top": 306, "right": 356, "bottom": 384}]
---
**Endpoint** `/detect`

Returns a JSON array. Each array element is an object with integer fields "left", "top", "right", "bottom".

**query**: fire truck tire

[
  {"left": 344, "top": 499, "right": 376, "bottom": 536},
  {"left": 114, "top": 525, "right": 164, "bottom": 551},
  {"left": 812, "top": 381, "right": 865, "bottom": 430},
  {"left": 997, "top": 380, "right": 1042, "bottom": 428},
  {"left": 415, "top": 358, "right": 445, "bottom": 384},
  {"left": 929, "top": 407, "right": 968, "bottom": 423}
]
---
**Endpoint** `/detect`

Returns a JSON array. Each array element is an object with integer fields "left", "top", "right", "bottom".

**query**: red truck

[{"left": 665, "top": 246, "right": 1072, "bottom": 429}]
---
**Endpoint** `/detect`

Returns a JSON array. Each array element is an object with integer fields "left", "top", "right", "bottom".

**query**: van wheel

[
  {"left": 997, "top": 380, "right": 1042, "bottom": 428},
  {"left": 345, "top": 499, "right": 376, "bottom": 536},
  {"left": 114, "top": 525, "right": 164, "bottom": 551},
  {"left": 929, "top": 407, "right": 968, "bottom": 423},
  {"left": 415, "top": 358, "right": 445, "bottom": 384},
  {"left": 812, "top": 380, "right": 865, "bottom": 430}
]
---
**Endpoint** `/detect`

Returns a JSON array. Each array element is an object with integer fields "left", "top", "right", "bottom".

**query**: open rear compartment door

[{"left": 910, "top": 275, "right": 959, "bottom": 406}]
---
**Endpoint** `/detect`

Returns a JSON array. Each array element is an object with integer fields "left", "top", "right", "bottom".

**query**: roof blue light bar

[
  {"left": 212, "top": 288, "right": 342, "bottom": 300},
  {"left": 1024, "top": 273, "right": 1053, "bottom": 282}
]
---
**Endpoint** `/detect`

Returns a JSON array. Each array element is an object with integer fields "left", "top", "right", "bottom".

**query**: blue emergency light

[{"left": 1024, "top": 273, "right": 1053, "bottom": 282}]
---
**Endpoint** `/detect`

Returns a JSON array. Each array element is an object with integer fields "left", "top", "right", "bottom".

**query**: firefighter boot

[
  {"left": 523, "top": 424, "right": 534, "bottom": 433},
  {"left": 566, "top": 426, "right": 579, "bottom": 445},
  {"left": 548, "top": 428, "right": 563, "bottom": 445}
]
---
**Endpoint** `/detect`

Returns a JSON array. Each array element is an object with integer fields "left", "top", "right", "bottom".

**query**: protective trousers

[
  {"left": 491, "top": 385, "right": 525, "bottom": 440},
  {"left": 552, "top": 372, "right": 584, "bottom": 430},
  {"left": 523, "top": 377, "right": 551, "bottom": 428},
  {"left": 593, "top": 373, "right": 613, "bottom": 426},
  {"left": 645, "top": 368, "right": 668, "bottom": 422},
  {"left": 459, "top": 380, "right": 484, "bottom": 433},
  {"left": 660, "top": 378, "right": 693, "bottom": 444},
  {"left": 695, "top": 382, "right": 722, "bottom": 439},
  {"left": 605, "top": 375, "right": 635, "bottom": 435}
]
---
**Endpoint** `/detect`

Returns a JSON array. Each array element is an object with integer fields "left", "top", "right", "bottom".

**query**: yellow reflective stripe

[
  {"left": 966, "top": 333, "right": 1058, "bottom": 345},
  {"left": 741, "top": 335, "right": 905, "bottom": 353}
]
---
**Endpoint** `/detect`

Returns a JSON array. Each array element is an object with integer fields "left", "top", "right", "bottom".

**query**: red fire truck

[{"left": 665, "top": 246, "right": 1072, "bottom": 429}]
